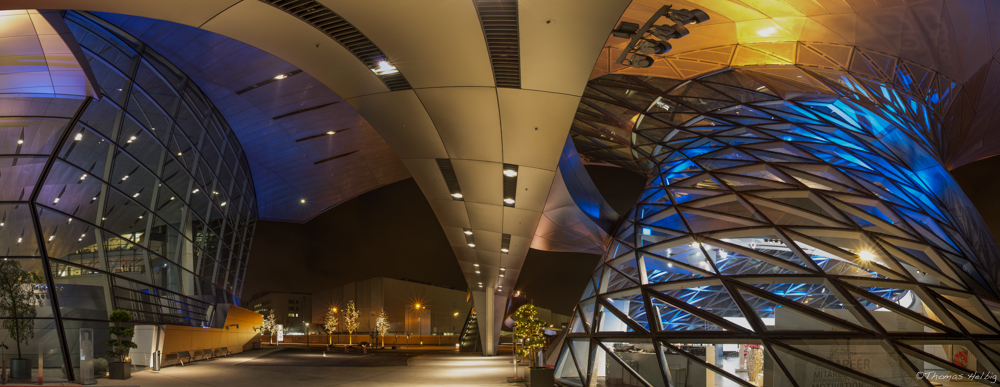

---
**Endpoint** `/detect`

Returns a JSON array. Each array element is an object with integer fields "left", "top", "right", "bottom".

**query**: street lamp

[
  {"left": 414, "top": 304, "right": 425, "bottom": 345},
  {"left": 305, "top": 322, "right": 309, "bottom": 347}
]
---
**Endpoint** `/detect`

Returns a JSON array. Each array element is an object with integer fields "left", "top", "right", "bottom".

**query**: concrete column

[{"left": 471, "top": 289, "right": 507, "bottom": 356}]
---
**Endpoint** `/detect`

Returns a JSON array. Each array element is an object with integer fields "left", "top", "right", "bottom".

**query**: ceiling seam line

[{"left": 197, "top": 0, "right": 246, "bottom": 29}]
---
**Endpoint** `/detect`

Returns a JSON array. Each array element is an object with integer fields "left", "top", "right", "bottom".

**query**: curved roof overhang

[
  {"left": 2, "top": 1, "right": 634, "bottom": 355},
  {"left": 91, "top": 12, "right": 410, "bottom": 222}
]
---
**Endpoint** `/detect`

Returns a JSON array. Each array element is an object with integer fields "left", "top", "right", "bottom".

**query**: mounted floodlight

[
  {"left": 628, "top": 55, "right": 654, "bottom": 68},
  {"left": 650, "top": 24, "right": 688, "bottom": 41},
  {"left": 611, "top": 22, "right": 640, "bottom": 39},
  {"left": 613, "top": 5, "right": 709, "bottom": 70},
  {"left": 671, "top": 8, "right": 710, "bottom": 25},
  {"left": 636, "top": 40, "right": 670, "bottom": 55}
]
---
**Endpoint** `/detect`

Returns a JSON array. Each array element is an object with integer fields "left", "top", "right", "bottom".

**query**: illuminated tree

[
  {"left": 514, "top": 304, "right": 547, "bottom": 367},
  {"left": 261, "top": 310, "right": 276, "bottom": 344},
  {"left": 324, "top": 306, "right": 338, "bottom": 345},
  {"left": 344, "top": 300, "right": 359, "bottom": 345},
  {"left": 375, "top": 308, "right": 390, "bottom": 348}
]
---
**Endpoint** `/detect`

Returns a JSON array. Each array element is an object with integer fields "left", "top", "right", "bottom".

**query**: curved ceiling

[
  {"left": 592, "top": 0, "right": 1000, "bottom": 169},
  {"left": 91, "top": 12, "right": 409, "bottom": 222},
  {"left": 3, "top": 0, "right": 633, "bottom": 355}
]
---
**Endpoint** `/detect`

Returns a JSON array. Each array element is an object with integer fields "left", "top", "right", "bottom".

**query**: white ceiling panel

[
  {"left": 466, "top": 202, "right": 505, "bottom": 233},
  {"left": 402, "top": 158, "right": 453, "bottom": 201},
  {"left": 503, "top": 207, "right": 542, "bottom": 238},
  {"left": 443, "top": 226, "right": 473, "bottom": 248},
  {"left": 426, "top": 198, "right": 471, "bottom": 229},
  {"left": 519, "top": 0, "right": 631, "bottom": 95},
  {"left": 415, "top": 87, "right": 502, "bottom": 162},
  {"left": 452, "top": 159, "right": 503, "bottom": 206},
  {"left": 472, "top": 230, "right": 503, "bottom": 253},
  {"left": 498, "top": 89, "right": 582, "bottom": 171},
  {"left": 323, "top": 0, "right": 494, "bottom": 89},
  {"left": 512, "top": 166, "right": 555, "bottom": 213},
  {"left": 346, "top": 90, "right": 448, "bottom": 160}
]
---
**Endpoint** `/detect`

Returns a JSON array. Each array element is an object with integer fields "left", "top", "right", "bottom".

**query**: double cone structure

[{"left": 556, "top": 69, "right": 1000, "bottom": 387}]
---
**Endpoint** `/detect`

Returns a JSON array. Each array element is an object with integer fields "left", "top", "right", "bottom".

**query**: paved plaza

[{"left": 77, "top": 346, "right": 518, "bottom": 387}]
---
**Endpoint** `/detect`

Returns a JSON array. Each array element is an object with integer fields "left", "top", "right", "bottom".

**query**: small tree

[
  {"left": 514, "top": 304, "right": 547, "bottom": 367},
  {"left": 0, "top": 260, "right": 42, "bottom": 359},
  {"left": 262, "top": 310, "right": 277, "bottom": 344},
  {"left": 106, "top": 309, "right": 137, "bottom": 363},
  {"left": 324, "top": 306, "right": 338, "bottom": 345},
  {"left": 344, "top": 300, "right": 359, "bottom": 345},
  {"left": 375, "top": 308, "right": 390, "bottom": 348}
]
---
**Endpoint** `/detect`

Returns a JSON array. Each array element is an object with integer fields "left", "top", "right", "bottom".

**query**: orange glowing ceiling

[{"left": 595, "top": 0, "right": 1000, "bottom": 83}]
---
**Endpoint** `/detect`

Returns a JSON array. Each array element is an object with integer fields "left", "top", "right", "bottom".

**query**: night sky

[
  {"left": 246, "top": 155, "right": 1000, "bottom": 316},
  {"left": 244, "top": 165, "right": 647, "bottom": 315}
]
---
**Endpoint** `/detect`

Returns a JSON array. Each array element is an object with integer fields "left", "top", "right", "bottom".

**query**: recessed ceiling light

[
  {"left": 500, "top": 268, "right": 505, "bottom": 271},
  {"left": 17, "top": 139, "right": 23, "bottom": 144},
  {"left": 326, "top": 131, "right": 335, "bottom": 135},
  {"left": 473, "top": 264, "right": 479, "bottom": 267},
  {"left": 475, "top": 270, "right": 480, "bottom": 274},
  {"left": 499, "top": 274, "right": 504, "bottom": 278},
  {"left": 192, "top": 189, "right": 199, "bottom": 193},
  {"left": 74, "top": 134, "right": 82, "bottom": 141},
  {"left": 274, "top": 74, "right": 288, "bottom": 80},
  {"left": 468, "top": 243, "right": 476, "bottom": 248},
  {"left": 503, "top": 198, "right": 515, "bottom": 205},
  {"left": 372, "top": 60, "right": 398, "bottom": 75},
  {"left": 451, "top": 193, "right": 463, "bottom": 199},
  {"left": 464, "top": 230, "right": 473, "bottom": 235},
  {"left": 501, "top": 248, "right": 509, "bottom": 253},
  {"left": 300, "top": 199, "right": 306, "bottom": 204},
  {"left": 503, "top": 169, "right": 517, "bottom": 177}
]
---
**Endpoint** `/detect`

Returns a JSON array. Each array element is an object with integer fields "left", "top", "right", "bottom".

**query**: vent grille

[
  {"left": 473, "top": 0, "right": 520, "bottom": 88},
  {"left": 437, "top": 159, "right": 464, "bottom": 200},
  {"left": 260, "top": 0, "right": 411, "bottom": 91},
  {"left": 502, "top": 163, "right": 518, "bottom": 207}
]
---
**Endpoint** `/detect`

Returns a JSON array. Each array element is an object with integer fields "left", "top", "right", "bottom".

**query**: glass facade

[
  {"left": 557, "top": 69, "right": 1000, "bottom": 386},
  {"left": 0, "top": 11, "right": 256, "bottom": 381}
]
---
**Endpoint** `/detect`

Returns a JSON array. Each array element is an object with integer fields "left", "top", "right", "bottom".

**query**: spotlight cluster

[{"left": 612, "top": 5, "right": 709, "bottom": 68}]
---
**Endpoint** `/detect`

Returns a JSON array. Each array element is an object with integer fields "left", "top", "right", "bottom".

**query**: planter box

[
  {"left": 528, "top": 367, "right": 554, "bottom": 387},
  {"left": 9, "top": 358, "right": 29, "bottom": 380},
  {"left": 109, "top": 362, "right": 131, "bottom": 380}
]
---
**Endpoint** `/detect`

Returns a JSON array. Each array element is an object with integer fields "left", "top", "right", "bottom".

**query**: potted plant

[
  {"left": 106, "top": 309, "right": 137, "bottom": 379},
  {"left": 0, "top": 260, "right": 42, "bottom": 380},
  {"left": 514, "top": 304, "right": 552, "bottom": 387}
]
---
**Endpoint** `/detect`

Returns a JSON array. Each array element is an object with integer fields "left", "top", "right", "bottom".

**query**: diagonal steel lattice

[{"left": 555, "top": 69, "right": 1000, "bottom": 387}]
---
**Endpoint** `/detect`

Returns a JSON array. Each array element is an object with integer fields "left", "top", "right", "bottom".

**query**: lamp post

[
  {"left": 332, "top": 308, "right": 338, "bottom": 345},
  {"left": 305, "top": 322, "right": 309, "bottom": 347},
  {"left": 414, "top": 304, "right": 424, "bottom": 346}
]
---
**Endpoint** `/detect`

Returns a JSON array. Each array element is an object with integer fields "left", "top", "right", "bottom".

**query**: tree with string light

[
  {"left": 324, "top": 306, "right": 339, "bottom": 345},
  {"left": 375, "top": 308, "right": 390, "bottom": 348},
  {"left": 344, "top": 300, "right": 359, "bottom": 345}
]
